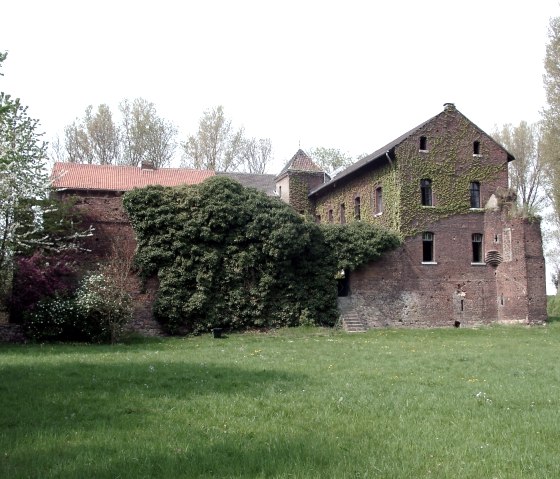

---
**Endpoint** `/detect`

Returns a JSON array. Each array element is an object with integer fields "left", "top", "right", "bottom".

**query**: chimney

[
  {"left": 141, "top": 160, "right": 155, "bottom": 170},
  {"left": 444, "top": 102, "right": 456, "bottom": 111}
]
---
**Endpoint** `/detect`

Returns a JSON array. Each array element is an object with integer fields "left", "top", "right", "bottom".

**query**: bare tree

[
  {"left": 64, "top": 121, "right": 93, "bottom": 163},
  {"left": 309, "top": 147, "right": 353, "bottom": 176},
  {"left": 241, "top": 137, "right": 272, "bottom": 174},
  {"left": 493, "top": 122, "right": 546, "bottom": 214},
  {"left": 119, "top": 98, "right": 176, "bottom": 168},
  {"left": 181, "top": 106, "right": 245, "bottom": 171},
  {"left": 85, "top": 104, "right": 120, "bottom": 164}
]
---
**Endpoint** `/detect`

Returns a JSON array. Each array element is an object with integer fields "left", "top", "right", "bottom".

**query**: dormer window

[
  {"left": 419, "top": 136, "right": 428, "bottom": 151},
  {"left": 473, "top": 141, "right": 480, "bottom": 155}
]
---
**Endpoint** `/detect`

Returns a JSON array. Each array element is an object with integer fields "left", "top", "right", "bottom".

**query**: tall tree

[
  {"left": 493, "top": 121, "right": 545, "bottom": 213},
  {"left": 85, "top": 104, "right": 120, "bottom": 164},
  {"left": 62, "top": 104, "right": 119, "bottom": 164},
  {"left": 119, "top": 98, "right": 177, "bottom": 168},
  {"left": 309, "top": 147, "right": 353, "bottom": 176},
  {"left": 181, "top": 106, "right": 245, "bottom": 171},
  {"left": 0, "top": 53, "right": 48, "bottom": 296},
  {"left": 541, "top": 15, "right": 560, "bottom": 290},
  {"left": 241, "top": 137, "right": 273, "bottom": 174},
  {"left": 59, "top": 99, "right": 176, "bottom": 168}
]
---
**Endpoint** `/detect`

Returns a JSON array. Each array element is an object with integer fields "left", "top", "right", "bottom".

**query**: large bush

[
  {"left": 124, "top": 177, "right": 339, "bottom": 333},
  {"left": 10, "top": 251, "right": 78, "bottom": 323},
  {"left": 24, "top": 270, "right": 132, "bottom": 343},
  {"left": 321, "top": 222, "right": 401, "bottom": 272}
]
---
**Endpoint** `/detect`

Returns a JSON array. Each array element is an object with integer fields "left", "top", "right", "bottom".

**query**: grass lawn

[{"left": 1, "top": 324, "right": 560, "bottom": 478}]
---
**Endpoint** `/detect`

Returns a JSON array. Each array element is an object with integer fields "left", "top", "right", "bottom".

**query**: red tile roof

[{"left": 51, "top": 162, "right": 215, "bottom": 191}]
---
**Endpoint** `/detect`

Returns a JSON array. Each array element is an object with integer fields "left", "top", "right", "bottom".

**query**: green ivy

[
  {"left": 123, "top": 177, "right": 339, "bottom": 334},
  {"left": 313, "top": 113, "right": 506, "bottom": 238}
]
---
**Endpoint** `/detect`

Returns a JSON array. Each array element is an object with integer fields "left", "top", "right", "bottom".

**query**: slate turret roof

[{"left": 276, "top": 149, "right": 324, "bottom": 179}]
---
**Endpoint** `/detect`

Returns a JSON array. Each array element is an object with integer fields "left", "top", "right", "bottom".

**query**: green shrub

[
  {"left": 24, "top": 295, "right": 85, "bottom": 342},
  {"left": 320, "top": 221, "right": 401, "bottom": 272},
  {"left": 547, "top": 295, "right": 560, "bottom": 319},
  {"left": 24, "top": 271, "right": 132, "bottom": 343},
  {"left": 124, "top": 177, "right": 339, "bottom": 334},
  {"left": 75, "top": 272, "right": 133, "bottom": 343}
]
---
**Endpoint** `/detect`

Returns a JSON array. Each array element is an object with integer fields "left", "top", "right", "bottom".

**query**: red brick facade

[
  {"left": 48, "top": 104, "right": 547, "bottom": 334},
  {"left": 306, "top": 103, "right": 547, "bottom": 327}
]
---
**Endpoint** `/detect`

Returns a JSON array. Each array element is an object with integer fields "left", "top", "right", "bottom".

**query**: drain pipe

[{"left": 385, "top": 151, "right": 393, "bottom": 167}]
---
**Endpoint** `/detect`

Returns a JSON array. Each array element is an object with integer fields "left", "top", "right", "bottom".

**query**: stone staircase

[{"left": 338, "top": 297, "right": 368, "bottom": 333}]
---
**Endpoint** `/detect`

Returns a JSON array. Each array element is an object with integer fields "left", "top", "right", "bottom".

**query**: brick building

[
  {"left": 50, "top": 103, "right": 547, "bottom": 332},
  {"left": 280, "top": 103, "right": 547, "bottom": 328}
]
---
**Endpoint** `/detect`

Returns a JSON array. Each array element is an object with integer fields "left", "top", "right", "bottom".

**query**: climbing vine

[{"left": 313, "top": 110, "right": 508, "bottom": 238}]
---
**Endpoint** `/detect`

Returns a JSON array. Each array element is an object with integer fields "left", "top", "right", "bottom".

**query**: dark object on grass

[
  {"left": 454, "top": 321, "right": 461, "bottom": 328},
  {"left": 212, "top": 328, "right": 223, "bottom": 338}
]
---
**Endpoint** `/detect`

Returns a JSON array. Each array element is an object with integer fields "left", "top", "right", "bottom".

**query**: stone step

[{"left": 341, "top": 315, "right": 367, "bottom": 333}]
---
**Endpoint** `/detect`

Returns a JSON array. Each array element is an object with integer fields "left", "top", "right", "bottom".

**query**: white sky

[
  {"left": 2, "top": 0, "right": 559, "bottom": 293},
  {"left": 1, "top": 0, "right": 558, "bottom": 174}
]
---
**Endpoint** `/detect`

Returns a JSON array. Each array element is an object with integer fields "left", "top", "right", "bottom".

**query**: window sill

[
  {"left": 421, "top": 205, "right": 435, "bottom": 208},
  {"left": 374, "top": 212, "right": 383, "bottom": 217},
  {"left": 471, "top": 262, "right": 486, "bottom": 266},
  {"left": 472, "top": 154, "right": 483, "bottom": 158},
  {"left": 419, "top": 149, "right": 429, "bottom": 153},
  {"left": 421, "top": 261, "right": 438, "bottom": 265},
  {"left": 469, "top": 207, "right": 484, "bottom": 211}
]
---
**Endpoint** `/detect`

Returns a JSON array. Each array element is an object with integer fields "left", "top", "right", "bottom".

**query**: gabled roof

[
  {"left": 217, "top": 172, "right": 277, "bottom": 196},
  {"left": 276, "top": 149, "right": 324, "bottom": 179},
  {"left": 309, "top": 104, "right": 515, "bottom": 197},
  {"left": 51, "top": 162, "right": 215, "bottom": 191}
]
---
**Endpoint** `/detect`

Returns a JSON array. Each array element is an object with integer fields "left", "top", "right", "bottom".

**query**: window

[
  {"left": 328, "top": 209, "right": 333, "bottom": 223},
  {"left": 470, "top": 181, "right": 481, "bottom": 208},
  {"left": 472, "top": 233, "right": 483, "bottom": 263},
  {"left": 375, "top": 187, "right": 383, "bottom": 214},
  {"left": 419, "top": 136, "right": 427, "bottom": 151},
  {"left": 421, "top": 179, "right": 433, "bottom": 206},
  {"left": 340, "top": 203, "right": 346, "bottom": 224},
  {"left": 354, "top": 196, "right": 361, "bottom": 220},
  {"left": 278, "top": 185, "right": 282, "bottom": 198},
  {"left": 473, "top": 141, "right": 480, "bottom": 155},
  {"left": 422, "top": 232, "right": 434, "bottom": 262},
  {"left": 315, "top": 215, "right": 321, "bottom": 223}
]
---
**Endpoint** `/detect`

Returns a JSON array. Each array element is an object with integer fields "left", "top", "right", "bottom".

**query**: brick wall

[
  {"left": 58, "top": 191, "right": 164, "bottom": 336},
  {"left": 349, "top": 213, "right": 499, "bottom": 327}
]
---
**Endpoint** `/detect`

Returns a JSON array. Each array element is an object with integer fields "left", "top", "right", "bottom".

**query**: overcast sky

[{"left": 1, "top": 0, "right": 558, "bottom": 173}]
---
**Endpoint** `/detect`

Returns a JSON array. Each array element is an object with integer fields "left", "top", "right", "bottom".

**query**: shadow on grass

[{"left": 0, "top": 359, "right": 319, "bottom": 477}]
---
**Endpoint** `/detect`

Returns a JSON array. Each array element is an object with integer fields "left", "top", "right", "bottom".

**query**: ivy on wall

[
  {"left": 123, "top": 177, "right": 339, "bottom": 334},
  {"left": 312, "top": 110, "right": 508, "bottom": 238}
]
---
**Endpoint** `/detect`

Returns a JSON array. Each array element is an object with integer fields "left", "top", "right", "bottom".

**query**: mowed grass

[{"left": 1, "top": 325, "right": 560, "bottom": 478}]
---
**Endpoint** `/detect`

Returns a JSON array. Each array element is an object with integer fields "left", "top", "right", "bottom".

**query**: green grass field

[{"left": 1, "top": 324, "right": 560, "bottom": 478}]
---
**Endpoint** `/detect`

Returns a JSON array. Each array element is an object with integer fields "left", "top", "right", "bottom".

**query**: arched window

[
  {"left": 340, "top": 203, "right": 346, "bottom": 224},
  {"left": 470, "top": 181, "right": 481, "bottom": 208},
  {"left": 354, "top": 196, "right": 361, "bottom": 220},
  {"left": 375, "top": 187, "right": 383, "bottom": 214},
  {"left": 421, "top": 179, "right": 432, "bottom": 206}
]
